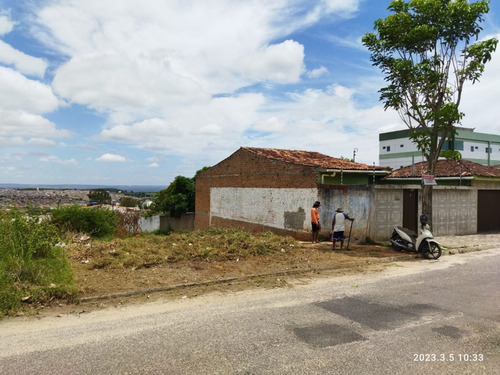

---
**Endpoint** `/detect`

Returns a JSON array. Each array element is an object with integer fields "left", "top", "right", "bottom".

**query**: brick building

[
  {"left": 195, "top": 147, "right": 500, "bottom": 241},
  {"left": 195, "top": 147, "right": 389, "bottom": 240}
]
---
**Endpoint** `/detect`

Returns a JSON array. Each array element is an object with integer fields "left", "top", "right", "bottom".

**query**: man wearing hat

[
  {"left": 311, "top": 201, "right": 321, "bottom": 243},
  {"left": 331, "top": 208, "right": 354, "bottom": 250}
]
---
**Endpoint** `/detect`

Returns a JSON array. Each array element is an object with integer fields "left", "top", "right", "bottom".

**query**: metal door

[
  {"left": 403, "top": 189, "right": 418, "bottom": 232},
  {"left": 478, "top": 190, "right": 500, "bottom": 232}
]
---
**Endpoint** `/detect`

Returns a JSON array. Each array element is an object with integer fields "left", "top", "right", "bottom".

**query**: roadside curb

[
  {"left": 80, "top": 254, "right": 415, "bottom": 302},
  {"left": 441, "top": 244, "right": 497, "bottom": 255}
]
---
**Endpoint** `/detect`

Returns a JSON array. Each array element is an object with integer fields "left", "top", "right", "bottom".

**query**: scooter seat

[{"left": 396, "top": 226, "right": 418, "bottom": 240}]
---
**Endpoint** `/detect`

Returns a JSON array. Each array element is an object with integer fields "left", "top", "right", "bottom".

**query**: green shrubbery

[
  {"left": 0, "top": 208, "right": 78, "bottom": 318},
  {"left": 0, "top": 205, "right": 123, "bottom": 317},
  {"left": 51, "top": 205, "right": 119, "bottom": 239}
]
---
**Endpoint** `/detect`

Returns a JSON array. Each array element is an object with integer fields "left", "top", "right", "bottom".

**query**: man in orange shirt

[{"left": 311, "top": 201, "right": 321, "bottom": 243}]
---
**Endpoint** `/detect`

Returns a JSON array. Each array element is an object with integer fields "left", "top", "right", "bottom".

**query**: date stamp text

[{"left": 413, "top": 353, "right": 484, "bottom": 362}]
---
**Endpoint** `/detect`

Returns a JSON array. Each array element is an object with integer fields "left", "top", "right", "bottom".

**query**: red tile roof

[
  {"left": 242, "top": 147, "right": 387, "bottom": 171},
  {"left": 387, "top": 159, "right": 500, "bottom": 178}
]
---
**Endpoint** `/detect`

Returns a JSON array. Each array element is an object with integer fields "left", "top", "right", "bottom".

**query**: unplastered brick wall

[{"left": 195, "top": 148, "right": 318, "bottom": 231}]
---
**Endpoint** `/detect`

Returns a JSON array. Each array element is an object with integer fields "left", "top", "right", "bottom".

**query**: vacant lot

[{"left": 36, "top": 237, "right": 416, "bottom": 317}]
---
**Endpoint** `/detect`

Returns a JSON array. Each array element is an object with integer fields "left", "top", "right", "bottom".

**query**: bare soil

[{"left": 35, "top": 241, "right": 418, "bottom": 318}]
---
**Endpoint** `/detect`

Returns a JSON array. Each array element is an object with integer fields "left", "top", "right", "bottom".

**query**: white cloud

[
  {"left": 252, "top": 116, "right": 286, "bottom": 132},
  {"left": 32, "top": 0, "right": 358, "bottom": 124},
  {"left": 0, "top": 67, "right": 59, "bottom": 113},
  {"left": 307, "top": 66, "right": 329, "bottom": 79},
  {"left": 40, "top": 155, "right": 77, "bottom": 165},
  {"left": 0, "top": 12, "right": 15, "bottom": 35},
  {"left": 0, "top": 166, "right": 16, "bottom": 173},
  {"left": 0, "top": 108, "right": 70, "bottom": 141},
  {"left": 238, "top": 40, "right": 305, "bottom": 84},
  {"left": 147, "top": 155, "right": 167, "bottom": 163},
  {"left": 240, "top": 83, "right": 401, "bottom": 165},
  {"left": 459, "top": 34, "right": 500, "bottom": 134},
  {"left": 98, "top": 93, "right": 265, "bottom": 155},
  {"left": 95, "top": 153, "right": 127, "bottom": 162},
  {"left": 0, "top": 41, "right": 48, "bottom": 77},
  {"left": 0, "top": 66, "right": 66, "bottom": 147},
  {"left": 148, "top": 163, "right": 159, "bottom": 168}
]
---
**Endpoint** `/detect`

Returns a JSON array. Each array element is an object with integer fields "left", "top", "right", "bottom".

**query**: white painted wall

[
  {"left": 139, "top": 215, "right": 160, "bottom": 232},
  {"left": 210, "top": 187, "right": 318, "bottom": 230},
  {"left": 379, "top": 137, "right": 418, "bottom": 155}
]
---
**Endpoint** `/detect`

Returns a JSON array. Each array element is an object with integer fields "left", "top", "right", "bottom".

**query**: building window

[
  {"left": 471, "top": 146, "right": 474, "bottom": 152},
  {"left": 387, "top": 146, "right": 391, "bottom": 152},
  {"left": 400, "top": 144, "right": 404, "bottom": 147},
  {"left": 486, "top": 147, "right": 492, "bottom": 154}
]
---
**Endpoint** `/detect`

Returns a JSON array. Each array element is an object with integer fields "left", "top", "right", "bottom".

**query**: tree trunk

[
  {"left": 423, "top": 144, "right": 439, "bottom": 231},
  {"left": 422, "top": 184, "right": 433, "bottom": 230}
]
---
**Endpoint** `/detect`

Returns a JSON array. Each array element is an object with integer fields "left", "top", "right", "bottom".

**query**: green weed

[{"left": 0, "top": 208, "right": 78, "bottom": 318}]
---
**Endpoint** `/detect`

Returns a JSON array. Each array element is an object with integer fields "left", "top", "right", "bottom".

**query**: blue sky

[{"left": 0, "top": 0, "right": 499, "bottom": 186}]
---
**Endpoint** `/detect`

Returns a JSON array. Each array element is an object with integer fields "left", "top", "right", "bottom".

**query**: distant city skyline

[{"left": 1, "top": 0, "right": 499, "bottom": 186}]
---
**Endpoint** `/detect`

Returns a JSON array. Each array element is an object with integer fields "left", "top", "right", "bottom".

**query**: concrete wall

[
  {"left": 368, "top": 186, "right": 404, "bottom": 242},
  {"left": 139, "top": 215, "right": 160, "bottom": 232},
  {"left": 206, "top": 184, "right": 375, "bottom": 241},
  {"left": 201, "top": 182, "right": 485, "bottom": 242},
  {"left": 432, "top": 187, "right": 477, "bottom": 236},
  {"left": 318, "top": 185, "right": 373, "bottom": 241},
  {"left": 367, "top": 185, "right": 478, "bottom": 241},
  {"left": 210, "top": 187, "right": 317, "bottom": 234},
  {"left": 160, "top": 213, "right": 195, "bottom": 232},
  {"left": 207, "top": 185, "right": 376, "bottom": 241}
]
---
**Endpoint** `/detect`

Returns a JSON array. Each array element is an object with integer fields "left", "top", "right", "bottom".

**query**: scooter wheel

[{"left": 421, "top": 242, "right": 442, "bottom": 260}]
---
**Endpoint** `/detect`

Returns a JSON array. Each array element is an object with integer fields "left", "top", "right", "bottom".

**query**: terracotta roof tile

[
  {"left": 242, "top": 147, "right": 386, "bottom": 171},
  {"left": 387, "top": 159, "right": 500, "bottom": 178}
]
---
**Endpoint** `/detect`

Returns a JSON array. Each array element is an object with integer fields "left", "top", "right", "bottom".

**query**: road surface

[{"left": 1, "top": 248, "right": 499, "bottom": 374}]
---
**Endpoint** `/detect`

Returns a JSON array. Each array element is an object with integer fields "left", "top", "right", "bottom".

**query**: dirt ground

[{"left": 34, "top": 241, "right": 418, "bottom": 318}]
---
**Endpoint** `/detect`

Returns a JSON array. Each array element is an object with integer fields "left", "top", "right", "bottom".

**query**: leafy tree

[
  {"left": 152, "top": 176, "right": 195, "bottom": 218},
  {"left": 151, "top": 167, "right": 211, "bottom": 218},
  {"left": 195, "top": 166, "right": 210, "bottom": 177},
  {"left": 339, "top": 156, "right": 354, "bottom": 162},
  {"left": 119, "top": 196, "right": 139, "bottom": 207},
  {"left": 362, "top": 0, "right": 497, "bottom": 227},
  {"left": 88, "top": 189, "right": 112, "bottom": 205},
  {"left": 440, "top": 149, "right": 462, "bottom": 161}
]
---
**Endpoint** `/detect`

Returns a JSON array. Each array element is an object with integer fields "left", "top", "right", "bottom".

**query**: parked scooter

[{"left": 390, "top": 214, "right": 442, "bottom": 259}]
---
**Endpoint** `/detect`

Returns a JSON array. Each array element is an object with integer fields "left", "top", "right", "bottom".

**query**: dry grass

[{"left": 66, "top": 228, "right": 298, "bottom": 270}]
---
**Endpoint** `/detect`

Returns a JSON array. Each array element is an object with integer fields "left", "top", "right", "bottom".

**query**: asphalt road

[{"left": 1, "top": 248, "right": 499, "bottom": 375}]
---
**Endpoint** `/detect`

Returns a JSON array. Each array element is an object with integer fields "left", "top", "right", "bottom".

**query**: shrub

[
  {"left": 51, "top": 205, "right": 119, "bottom": 238},
  {"left": 0, "top": 208, "right": 61, "bottom": 261},
  {"left": 115, "top": 210, "right": 142, "bottom": 238},
  {"left": 87, "top": 189, "right": 112, "bottom": 204},
  {"left": 119, "top": 196, "right": 139, "bottom": 208},
  {"left": 0, "top": 208, "right": 77, "bottom": 318}
]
